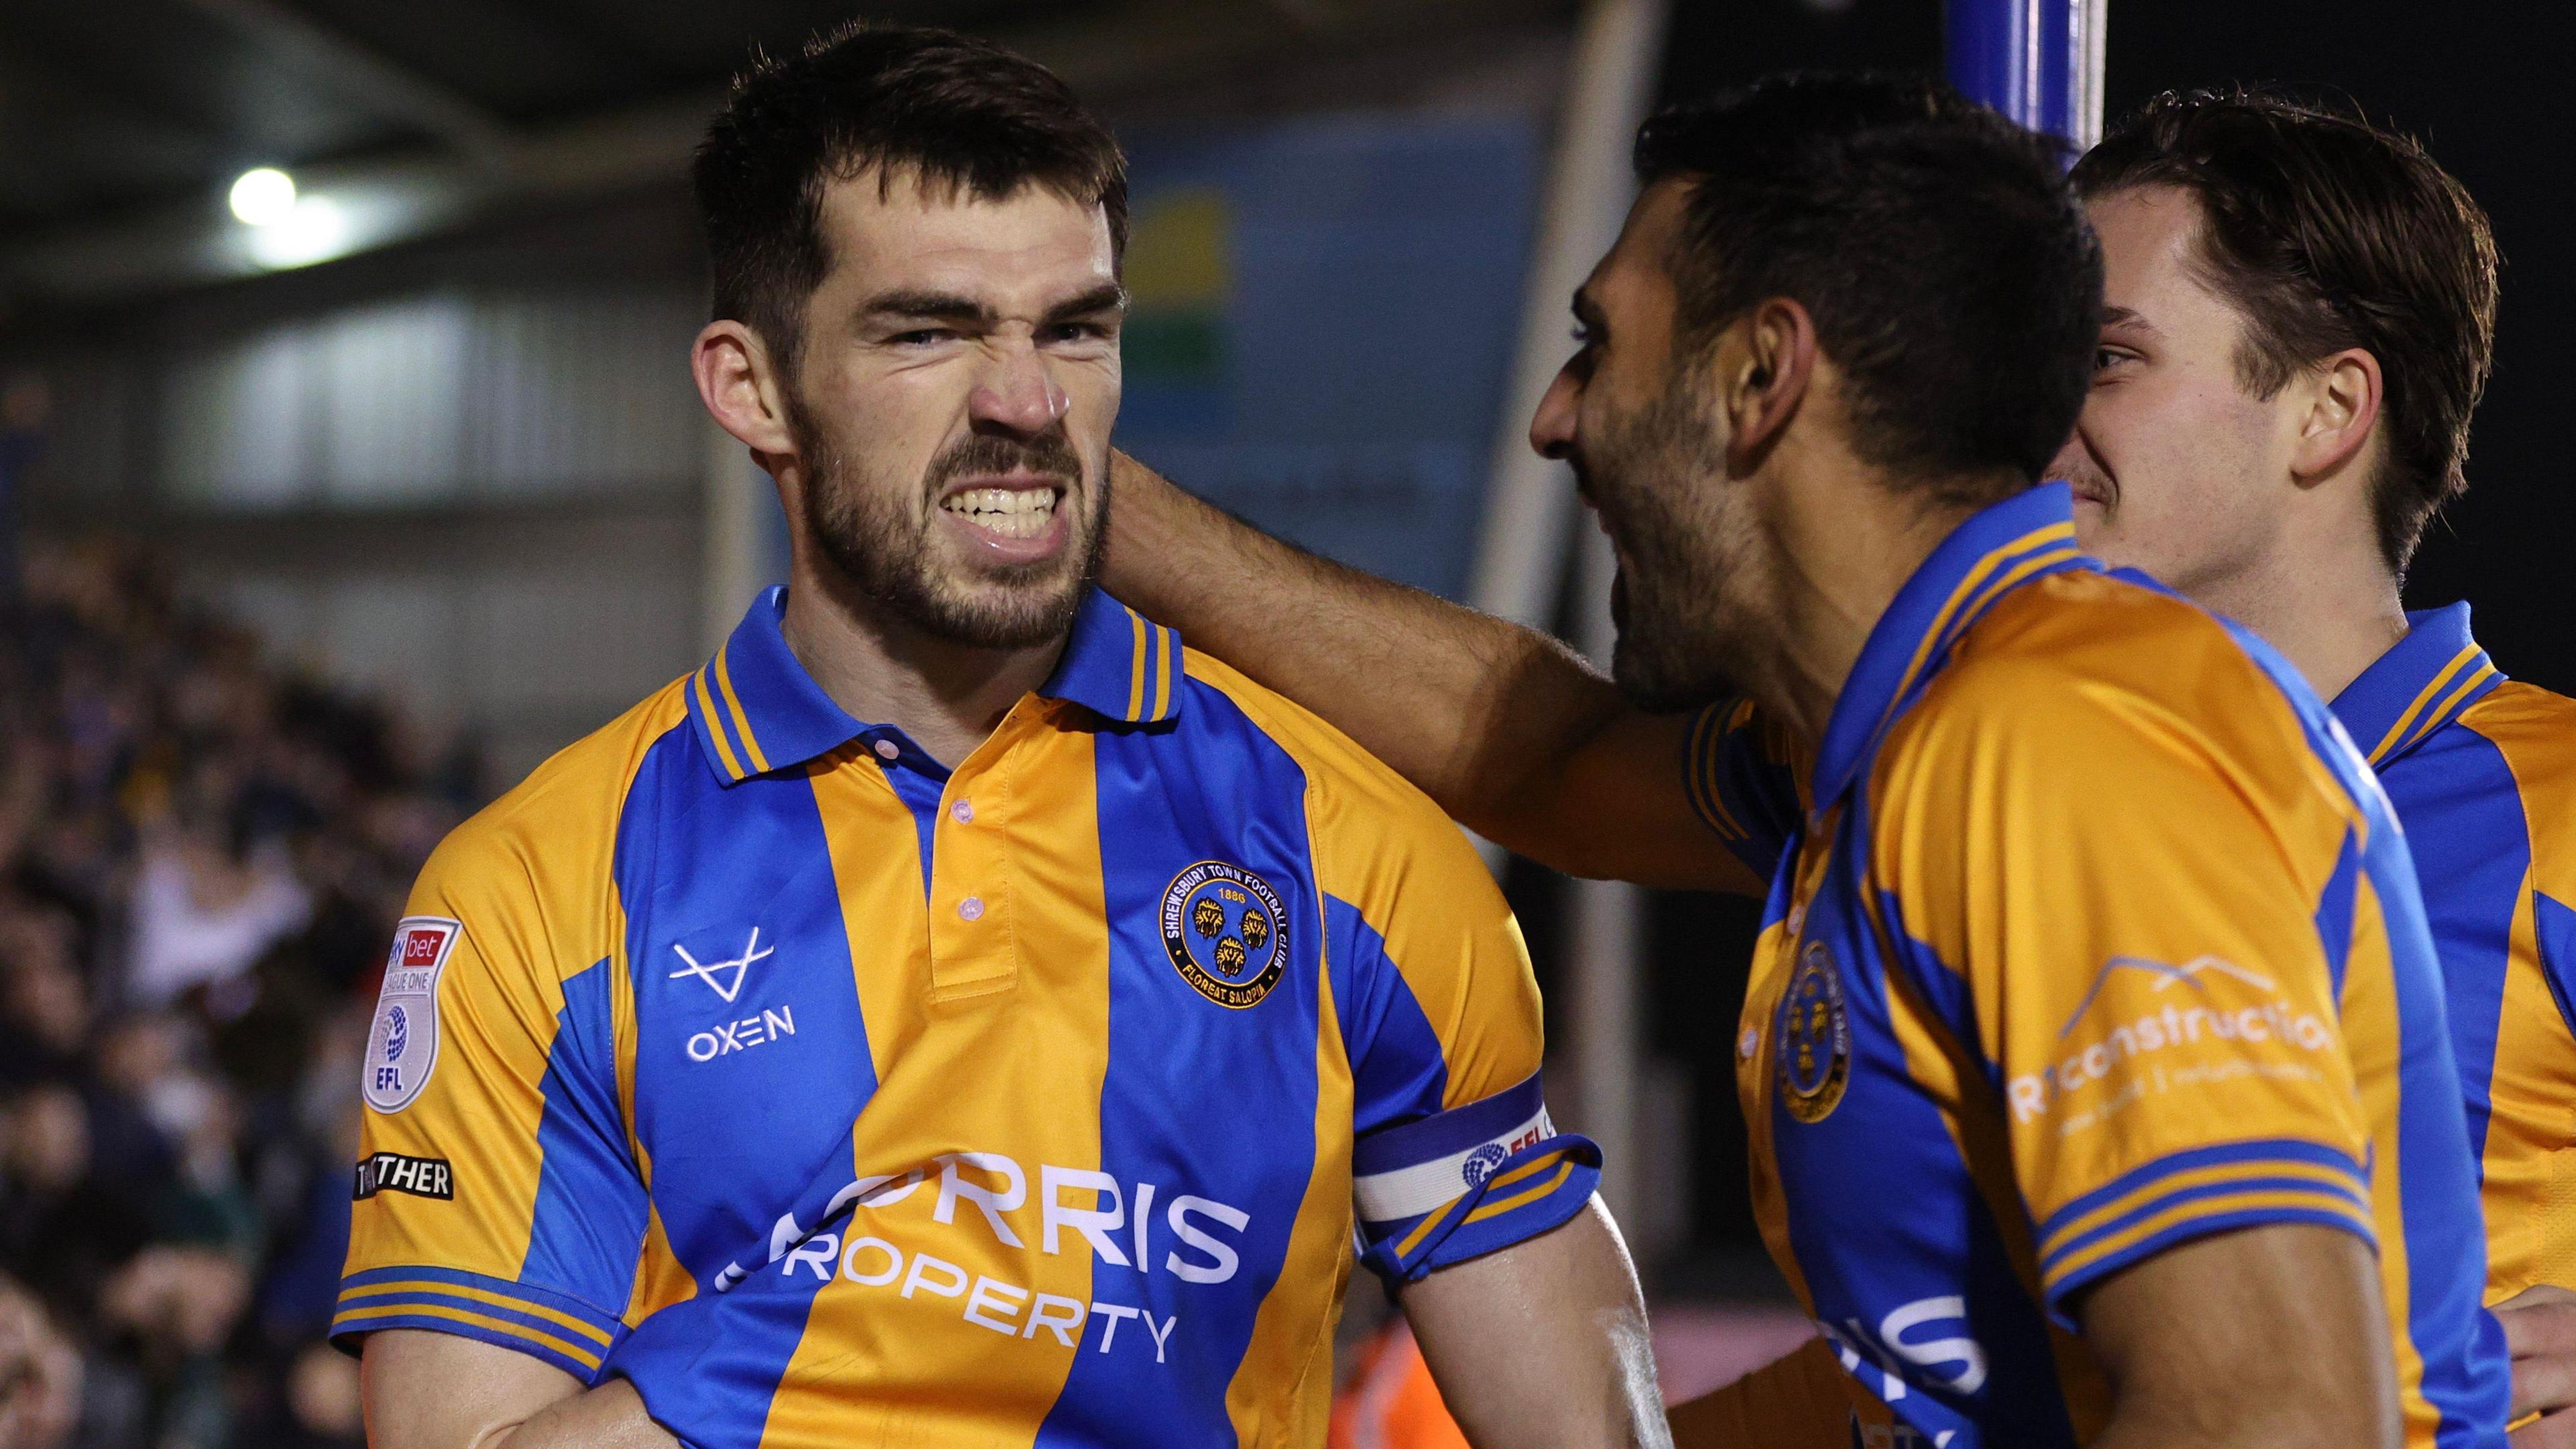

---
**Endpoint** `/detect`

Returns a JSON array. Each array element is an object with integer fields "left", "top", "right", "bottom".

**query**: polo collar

[
  {"left": 1811, "top": 482, "right": 2094, "bottom": 811},
  {"left": 2328, "top": 602, "right": 2503, "bottom": 771},
  {"left": 687, "top": 586, "right": 1183, "bottom": 786}
]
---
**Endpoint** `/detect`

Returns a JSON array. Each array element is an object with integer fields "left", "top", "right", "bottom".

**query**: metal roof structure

[{"left": 0, "top": 0, "right": 1567, "bottom": 305}]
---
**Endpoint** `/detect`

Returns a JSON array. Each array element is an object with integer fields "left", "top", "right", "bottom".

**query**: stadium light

[
  {"left": 244, "top": 195, "right": 351, "bottom": 269},
  {"left": 229, "top": 167, "right": 299, "bottom": 227}
]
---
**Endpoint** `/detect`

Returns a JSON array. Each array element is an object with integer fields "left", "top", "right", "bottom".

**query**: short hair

[
  {"left": 695, "top": 22, "right": 1128, "bottom": 373},
  {"left": 1633, "top": 73, "right": 2101, "bottom": 500},
  {"left": 2073, "top": 88, "right": 2499, "bottom": 576}
]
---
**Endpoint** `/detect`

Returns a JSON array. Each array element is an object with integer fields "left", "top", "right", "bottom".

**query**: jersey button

[
  {"left": 872, "top": 739, "right": 901, "bottom": 761},
  {"left": 1738, "top": 1025, "right": 1760, "bottom": 1060},
  {"left": 951, "top": 800, "right": 975, "bottom": 824},
  {"left": 1786, "top": 904, "right": 1806, "bottom": 934},
  {"left": 959, "top": 896, "right": 986, "bottom": 922}
]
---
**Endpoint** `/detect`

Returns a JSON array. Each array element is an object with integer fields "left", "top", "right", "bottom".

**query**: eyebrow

[
  {"left": 859, "top": 283, "right": 1129, "bottom": 329},
  {"left": 2100, "top": 305, "right": 2157, "bottom": 334}
]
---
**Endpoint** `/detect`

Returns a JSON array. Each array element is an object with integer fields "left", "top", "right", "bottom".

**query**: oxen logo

[
  {"left": 1162, "top": 861, "right": 1288, "bottom": 1008},
  {"left": 1776, "top": 940, "right": 1852, "bottom": 1124}
]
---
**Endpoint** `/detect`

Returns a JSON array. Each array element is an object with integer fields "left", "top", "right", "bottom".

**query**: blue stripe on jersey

[
  {"left": 522, "top": 956, "right": 647, "bottom": 1332},
  {"left": 1032, "top": 674, "right": 1326, "bottom": 1447},
  {"left": 2314, "top": 831, "right": 2362, "bottom": 998},
  {"left": 1780, "top": 811, "right": 2075, "bottom": 1448},
  {"left": 2206, "top": 611, "right": 2510, "bottom": 1446},
  {"left": 2536, "top": 895, "right": 2576, "bottom": 1038},
  {"left": 2035, "top": 1137, "right": 2369, "bottom": 1248},
  {"left": 1326, "top": 895, "right": 1450, "bottom": 1138},
  {"left": 1350, "top": 1070, "right": 1540, "bottom": 1175},
  {"left": 2387, "top": 729, "right": 2533, "bottom": 1166},
  {"left": 617, "top": 725, "right": 882, "bottom": 1421}
]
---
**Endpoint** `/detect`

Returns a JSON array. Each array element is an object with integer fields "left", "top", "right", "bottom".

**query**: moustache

[{"left": 928, "top": 431, "right": 1084, "bottom": 494}]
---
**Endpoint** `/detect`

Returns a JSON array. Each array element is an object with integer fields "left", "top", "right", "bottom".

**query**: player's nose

[
  {"left": 1529, "top": 362, "right": 1580, "bottom": 462},
  {"left": 969, "top": 348, "right": 1068, "bottom": 436}
]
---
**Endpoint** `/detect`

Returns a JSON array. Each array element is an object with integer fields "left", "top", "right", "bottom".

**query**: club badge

[
  {"left": 1161, "top": 861, "right": 1288, "bottom": 1009},
  {"left": 1776, "top": 938, "right": 1851, "bottom": 1124}
]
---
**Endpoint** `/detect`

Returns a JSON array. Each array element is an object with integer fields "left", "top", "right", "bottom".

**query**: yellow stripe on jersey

[
  {"left": 714, "top": 644, "right": 771, "bottom": 776},
  {"left": 694, "top": 667, "right": 746, "bottom": 781},
  {"left": 337, "top": 1279, "right": 616, "bottom": 1348},
  {"left": 1126, "top": 608, "right": 1151, "bottom": 722},
  {"left": 335, "top": 1299, "right": 606, "bottom": 1373},
  {"left": 2367, "top": 643, "right": 2485, "bottom": 765}
]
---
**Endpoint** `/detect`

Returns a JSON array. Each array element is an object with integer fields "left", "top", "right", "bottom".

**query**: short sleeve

[
  {"left": 1319, "top": 787, "right": 1599, "bottom": 1286},
  {"left": 1874, "top": 657, "right": 2377, "bottom": 1321},
  {"left": 331, "top": 822, "right": 645, "bottom": 1381},
  {"left": 1684, "top": 696, "right": 1810, "bottom": 882}
]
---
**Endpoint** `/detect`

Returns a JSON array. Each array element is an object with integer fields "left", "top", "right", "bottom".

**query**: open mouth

[{"left": 939, "top": 482, "right": 1063, "bottom": 541}]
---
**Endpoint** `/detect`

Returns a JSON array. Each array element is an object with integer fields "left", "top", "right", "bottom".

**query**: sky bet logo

[{"left": 354, "top": 1152, "right": 453, "bottom": 1201}]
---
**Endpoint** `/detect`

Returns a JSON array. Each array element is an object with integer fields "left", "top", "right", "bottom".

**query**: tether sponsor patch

[
  {"left": 363, "top": 916, "right": 460, "bottom": 1114},
  {"left": 354, "top": 1151, "right": 454, "bottom": 1201}
]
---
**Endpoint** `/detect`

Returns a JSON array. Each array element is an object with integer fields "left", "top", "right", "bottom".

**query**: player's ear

[
  {"left": 1719, "top": 297, "right": 1817, "bottom": 476},
  {"left": 694, "top": 319, "right": 800, "bottom": 463},
  {"left": 2289, "top": 345, "right": 2383, "bottom": 486}
]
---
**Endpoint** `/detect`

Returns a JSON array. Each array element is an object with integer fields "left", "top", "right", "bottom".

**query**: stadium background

[{"left": 0, "top": 1, "right": 2563, "bottom": 1444}]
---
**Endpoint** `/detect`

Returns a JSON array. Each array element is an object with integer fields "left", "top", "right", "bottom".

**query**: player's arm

[
  {"left": 1105, "top": 449, "right": 1763, "bottom": 892},
  {"left": 1882, "top": 646, "right": 2404, "bottom": 1446},
  {"left": 2076, "top": 1224, "right": 2396, "bottom": 1449},
  {"left": 338, "top": 821, "right": 659, "bottom": 1446},
  {"left": 1401, "top": 1197, "right": 1667, "bottom": 1449},
  {"left": 1291, "top": 714, "right": 1667, "bottom": 1443},
  {"left": 362, "top": 1330, "right": 672, "bottom": 1449}
]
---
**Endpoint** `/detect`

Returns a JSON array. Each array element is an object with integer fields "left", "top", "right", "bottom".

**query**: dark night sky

[{"left": 1660, "top": 0, "right": 2574, "bottom": 688}]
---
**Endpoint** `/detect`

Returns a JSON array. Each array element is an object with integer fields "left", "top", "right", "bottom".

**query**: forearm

[
  {"left": 1104, "top": 450, "right": 1622, "bottom": 843},
  {"left": 490, "top": 1380, "right": 674, "bottom": 1449},
  {"left": 1401, "top": 1199, "right": 1670, "bottom": 1448},
  {"left": 360, "top": 1330, "right": 676, "bottom": 1449}
]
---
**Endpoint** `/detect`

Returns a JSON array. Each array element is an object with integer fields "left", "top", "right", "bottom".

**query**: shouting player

[
  {"left": 1100, "top": 76, "right": 2513, "bottom": 1446},
  {"left": 335, "top": 24, "right": 1668, "bottom": 1449}
]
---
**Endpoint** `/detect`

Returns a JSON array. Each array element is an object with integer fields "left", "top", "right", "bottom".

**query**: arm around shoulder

[{"left": 1104, "top": 450, "right": 1762, "bottom": 892}]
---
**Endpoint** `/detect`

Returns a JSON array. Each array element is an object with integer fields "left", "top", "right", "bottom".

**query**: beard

[
  {"left": 1577, "top": 374, "right": 1762, "bottom": 713},
  {"left": 790, "top": 396, "right": 1106, "bottom": 651}
]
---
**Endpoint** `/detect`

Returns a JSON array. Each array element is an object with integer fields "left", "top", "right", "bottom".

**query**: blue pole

[{"left": 1944, "top": 0, "right": 2106, "bottom": 148}]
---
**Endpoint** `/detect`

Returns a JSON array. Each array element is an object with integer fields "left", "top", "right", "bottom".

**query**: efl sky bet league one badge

[
  {"left": 1162, "top": 861, "right": 1288, "bottom": 1008},
  {"left": 364, "top": 916, "right": 461, "bottom": 1114},
  {"left": 1777, "top": 938, "right": 1852, "bottom": 1124}
]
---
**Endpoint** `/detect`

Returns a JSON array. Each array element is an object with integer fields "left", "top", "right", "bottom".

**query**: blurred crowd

[{"left": 0, "top": 543, "right": 482, "bottom": 1449}]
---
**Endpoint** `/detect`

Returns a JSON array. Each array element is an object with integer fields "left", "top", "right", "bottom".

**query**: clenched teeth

[{"left": 942, "top": 488, "right": 1059, "bottom": 540}]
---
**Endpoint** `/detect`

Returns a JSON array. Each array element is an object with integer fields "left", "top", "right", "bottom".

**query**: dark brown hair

[
  {"left": 695, "top": 21, "right": 1128, "bottom": 374},
  {"left": 1635, "top": 74, "right": 2102, "bottom": 501},
  {"left": 2074, "top": 88, "right": 2499, "bottom": 576}
]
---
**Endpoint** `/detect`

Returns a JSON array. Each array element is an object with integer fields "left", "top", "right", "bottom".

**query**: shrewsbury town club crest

[
  {"left": 1776, "top": 939, "right": 1851, "bottom": 1124},
  {"left": 1162, "top": 861, "right": 1288, "bottom": 1008}
]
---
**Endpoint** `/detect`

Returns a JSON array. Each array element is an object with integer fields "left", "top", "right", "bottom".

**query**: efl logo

[{"left": 364, "top": 916, "right": 461, "bottom": 1114}]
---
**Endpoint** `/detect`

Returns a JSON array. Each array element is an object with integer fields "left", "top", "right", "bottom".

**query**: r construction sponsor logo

[{"left": 2007, "top": 955, "right": 2336, "bottom": 1125}]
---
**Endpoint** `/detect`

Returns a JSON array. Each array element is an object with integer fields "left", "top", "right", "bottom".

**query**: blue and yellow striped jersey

[
  {"left": 1682, "top": 484, "right": 2506, "bottom": 1448},
  {"left": 333, "top": 586, "right": 1596, "bottom": 1448},
  {"left": 2333, "top": 603, "right": 2576, "bottom": 1303}
]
